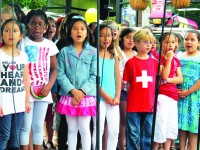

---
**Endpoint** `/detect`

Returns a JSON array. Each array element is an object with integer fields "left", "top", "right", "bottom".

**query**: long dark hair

[
  {"left": 93, "top": 24, "right": 115, "bottom": 58},
  {"left": 65, "top": 16, "right": 94, "bottom": 47}
]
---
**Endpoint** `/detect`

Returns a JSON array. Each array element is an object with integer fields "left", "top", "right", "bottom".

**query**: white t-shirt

[
  {"left": 0, "top": 49, "right": 28, "bottom": 115},
  {"left": 18, "top": 37, "right": 59, "bottom": 102}
]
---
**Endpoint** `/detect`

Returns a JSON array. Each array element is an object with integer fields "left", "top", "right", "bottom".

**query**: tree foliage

[{"left": 2, "top": 0, "right": 47, "bottom": 9}]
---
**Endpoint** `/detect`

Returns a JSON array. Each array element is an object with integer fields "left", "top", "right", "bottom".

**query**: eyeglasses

[
  {"left": 110, "top": 26, "right": 119, "bottom": 30},
  {"left": 28, "top": 22, "right": 46, "bottom": 28},
  {"left": 140, "top": 40, "right": 153, "bottom": 45}
]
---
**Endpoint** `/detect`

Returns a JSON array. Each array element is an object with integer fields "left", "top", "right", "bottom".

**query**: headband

[{"left": 72, "top": 16, "right": 85, "bottom": 21}]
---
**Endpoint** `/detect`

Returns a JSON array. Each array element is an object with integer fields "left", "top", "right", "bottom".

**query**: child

[
  {"left": 56, "top": 15, "right": 97, "bottom": 150},
  {"left": 0, "top": 19, "right": 30, "bottom": 150},
  {"left": 1, "top": 6, "right": 17, "bottom": 25},
  {"left": 177, "top": 30, "right": 200, "bottom": 150},
  {"left": 18, "top": 9, "right": 59, "bottom": 150},
  {"left": 0, "top": 6, "right": 17, "bottom": 47},
  {"left": 92, "top": 24, "right": 121, "bottom": 150},
  {"left": 118, "top": 27, "right": 136, "bottom": 150},
  {"left": 101, "top": 20, "right": 122, "bottom": 150},
  {"left": 123, "top": 29, "right": 158, "bottom": 150},
  {"left": 43, "top": 16, "right": 58, "bottom": 149},
  {"left": 153, "top": 32, "right": 183, "bottom": 150},
  {"left": 149, "top": 36, "right": 158, "bottom": 58},
  {"left": 55, "top": 13, "right": 85, "bottom": 150}
]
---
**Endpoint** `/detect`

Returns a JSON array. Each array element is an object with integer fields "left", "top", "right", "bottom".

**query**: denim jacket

[{"left": 57, "top": 42, "right": 97, "bottom": 96}]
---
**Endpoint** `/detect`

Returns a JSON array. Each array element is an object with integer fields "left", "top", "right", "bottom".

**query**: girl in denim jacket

[{"left": 56, "top": 15, "right": 97, "bottom": 150}]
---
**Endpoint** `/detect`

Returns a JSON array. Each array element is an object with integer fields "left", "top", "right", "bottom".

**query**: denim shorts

[{"left": 120, "top": 90, "right": 127, "bottom": 101}]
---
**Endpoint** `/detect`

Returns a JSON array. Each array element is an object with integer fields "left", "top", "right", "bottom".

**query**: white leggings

[
  {"left": 92, "top": 101, "right": 119, "bottom": 150},
  {"left": 65, "top": 115, "right": 91, "bottom": 150}
]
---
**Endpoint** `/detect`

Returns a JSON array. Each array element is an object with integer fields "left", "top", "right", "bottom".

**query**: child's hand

[
  {"left": 166, "top": 50, "right": 173, "bottom": 60},
  {"left": 71, "top": 89, "right": 85, "bottom": 102},
  {"left": 0, "top": 105, "right": 3, "bottom": 117},
  {"left": 25, "top": 102, "right": 31, "bottom": 113},
  {"left": 40, "top": 84, "right": 51, "bottom": 97},
  {"left": 104, "top": 95, "right": 113, "bottom": 105},
  {"left": 71, "top": 97, "right": 79, "bottom": 106},
  {"left": 111, "top": 97, "right": 120, "bottom": 106},
  {"left": 178, "top": 89, "right": 190, "bottom": 98}
]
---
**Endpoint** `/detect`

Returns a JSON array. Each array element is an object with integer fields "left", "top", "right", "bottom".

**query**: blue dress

[{"left": 178, "top": 52, "right": 200, "bottom": 133}]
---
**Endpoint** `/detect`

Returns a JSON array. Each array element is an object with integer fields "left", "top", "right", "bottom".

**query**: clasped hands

[{"left": 70, "top": 89, "right": 85, "bottom": 106}]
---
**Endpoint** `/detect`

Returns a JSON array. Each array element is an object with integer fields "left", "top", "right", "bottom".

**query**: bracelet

[{"left": 163, "top": 80, "right": 167, "bottom": 84}]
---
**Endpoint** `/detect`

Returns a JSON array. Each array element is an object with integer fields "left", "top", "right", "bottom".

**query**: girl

[
  {"left": 56, "top": 15, "right": 97, "bottom": 150},
  {"left": 118, "top": 27, "right": 136, "bottom": 150},
  {"left": 1, "top": 7, "right": 17, "bottom": 47},
  {"left": 154, "top": 32, "right": 183, "bottom": 150},
  {"left": 0, "top": 19, "right": 30, "bottom": 150},
  {"left": 177, "top": 30, "right": 200, "bottom": 150},
  {"left": 101, "top": 20, "right": 122, "bottom": 150},
  {"left": 92, "top": 24, "right": 121, "bottom": 150},
  {"left": 44, "top": 16, "right": 58, "bottom": 149},
  {"left": 55, "top": 13, "right": 85, "bottom": 150},
  {"left": 18, "top": 9, "right": 59, "bottom": 150}
]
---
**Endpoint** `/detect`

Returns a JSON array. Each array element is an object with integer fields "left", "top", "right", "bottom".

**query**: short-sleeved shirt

[
  {"left": 18, "top": 37, "right": 59, "bottom": 102},
  {"left": 123, "top": 56, "right": 158, "bottom": 112},
  {"left": 0, "top": 50, "right": 28, "bottom": 115},
  {"left": 159, "top": 56, "right": 181, "bottom": 100}
]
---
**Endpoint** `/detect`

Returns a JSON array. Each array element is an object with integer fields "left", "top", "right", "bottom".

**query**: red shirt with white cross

[{"left": 123, "top": 56, "right": 158, "bottom": 112}]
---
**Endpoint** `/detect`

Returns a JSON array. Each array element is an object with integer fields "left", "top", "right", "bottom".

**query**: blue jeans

[
  {"left": 126, "top": 112, "right": 153, "bottom": 150},
  {"left": 0, "top": 112, "right": 24, "bottom": 150}
]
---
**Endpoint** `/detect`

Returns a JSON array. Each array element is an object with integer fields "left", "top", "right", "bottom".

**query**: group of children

[{"left": 0, "top": 6, "right": 200, "bottom": 150}]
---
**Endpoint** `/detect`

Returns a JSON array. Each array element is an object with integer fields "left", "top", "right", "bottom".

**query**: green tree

[{"left": 2, "top": 0, "right": 47, "bottom": 9}]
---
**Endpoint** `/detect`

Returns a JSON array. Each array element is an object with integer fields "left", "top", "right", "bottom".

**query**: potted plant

[
  {"left": 129, "top": 0, "right": 150, "bottom": 11},
  {"left": 171, "top": 0, "right": 190, "bottom": 8}
]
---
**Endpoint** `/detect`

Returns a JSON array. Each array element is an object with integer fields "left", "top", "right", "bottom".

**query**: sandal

[
  {"left": 170, "top": 146, "right": 177, "bottom": 150},
  {"left": 44, "top": 142, "right": 57, "bottom": 150}
]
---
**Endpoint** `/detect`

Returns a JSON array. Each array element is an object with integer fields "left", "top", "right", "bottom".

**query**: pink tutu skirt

[{"left": 56, "top": 96, "right": 96, "bottom": 116}]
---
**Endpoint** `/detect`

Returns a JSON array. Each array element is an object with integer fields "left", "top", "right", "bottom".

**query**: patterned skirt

[{"left": 56, "top": 96, "right": 96, "bottom": 116}]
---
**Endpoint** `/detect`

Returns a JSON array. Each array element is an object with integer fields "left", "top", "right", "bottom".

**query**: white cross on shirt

[{"left": 136, "top": 70, "right": 152, "bottom": 88}]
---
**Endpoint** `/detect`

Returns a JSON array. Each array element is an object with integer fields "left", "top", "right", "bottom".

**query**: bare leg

[
  {"left": 43, "top": 122, "right": 48, "bottom": 144},
  {"left": 118, "top": 100, "right": 126, "bottom": 150},
  {"left": 188, "top": 132, "right": 198, "bottom": 150},
  {"left": 33, "top": 144, "right": 42, "bottom": 150},
  {"left": 28, "top": 130, "right": 33, "bottom": 150},
  {"left": 46, "top": 104, "right": 54, "bottom": 143},
  {"left": 171, "top": 139, "right": 175, "bottom": 148},
  {"left": 163, "top": 139, "right": 171, "bottom": 150},
  {"left": 179, "top": 130, "right": 188, "bottom": 150},
  {"left": 153, "top": 142, "right": 160, "bottom": 150},
  {"left": 52, "top": 130, "right": 58, "bottom": 148},
  {"left": 20, "top": 145, "right": 29, "bottom": 150}
]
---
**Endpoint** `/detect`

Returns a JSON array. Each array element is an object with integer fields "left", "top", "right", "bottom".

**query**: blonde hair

[
  {"left": 1, "top": 6, "right": 17, "bottom": 20},
  {"left": 133, "top": 29, "right": 154, "bottom": 42}
]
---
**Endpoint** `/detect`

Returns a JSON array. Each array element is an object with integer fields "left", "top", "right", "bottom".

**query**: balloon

[{"left": 85, "top": 8, "right": 97, "bottom": 23}]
